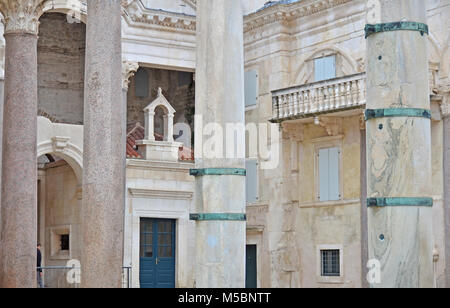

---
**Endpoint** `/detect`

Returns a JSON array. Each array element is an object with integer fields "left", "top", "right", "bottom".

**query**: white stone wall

[
  {"left": 2, "top": 0, "right": 448, "bottom": 288},
  {"left": 124, "top": 160, "right": 196, "bottom": 288}
]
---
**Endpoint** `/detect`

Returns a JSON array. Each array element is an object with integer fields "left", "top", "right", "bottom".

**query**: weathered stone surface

[
  {"left": 443, "top": 96, "right": 450, "bottom": 287},
  {"left": 81, "top": 0, "right": 124, "bottom": 288},
  {"left": 37, "top": 13, "right": 86, "bottom": 125},
  {"left": 366, "top": 0, "right": 433, "bottom": 288},
  {"left": 194, "top": 0, "right": 246, "bottom": 288},
  {"left": 0, "top": 33, "right": 38, "bottom": 288}
]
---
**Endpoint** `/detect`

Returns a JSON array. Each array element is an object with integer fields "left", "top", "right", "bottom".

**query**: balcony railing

[{"left": 271, "top": 73, "right": 366, "bottom": 122}]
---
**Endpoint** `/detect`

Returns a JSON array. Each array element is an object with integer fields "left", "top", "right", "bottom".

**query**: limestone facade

[{"left": 0, "top": 0, "right": 449, "bottom": 288}]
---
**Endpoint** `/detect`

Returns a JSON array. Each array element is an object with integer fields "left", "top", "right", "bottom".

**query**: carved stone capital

[
  {"left": 0, "top": 0, "right": 46, "bottom": 35},
  {"left": 281, "top": 122, "right": 304, "bottom": 142},
  {"left": 122, "top": 61, "right": 139, "bottom": 90}
]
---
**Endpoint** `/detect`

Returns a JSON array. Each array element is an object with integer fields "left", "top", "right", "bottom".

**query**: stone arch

[
  {"left": 292, "top": 45, "right": 360, "bottom": 86},
  {"left": 37, "top": 116, "right": 84, "bottom": 184},
  {"left": 37, "top": 143, "right": 83, "bottom": 184},
  {"left": 42, "top": 0, "right": 87, "bottom": 24}
]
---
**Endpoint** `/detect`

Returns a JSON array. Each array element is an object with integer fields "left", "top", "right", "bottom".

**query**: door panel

[
  {"left": 246, "top": 245, "right": 258, "bottom": 288},
  {"left": 140, "top": 218, "right": 176, "bottom": 288}
]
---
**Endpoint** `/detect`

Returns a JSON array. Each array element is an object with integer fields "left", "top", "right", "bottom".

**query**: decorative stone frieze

[
  {"left": 124, "top": 0, "right": 196, "bottom": 32},
  {"left": 122, "top": 0, "right": 353, "bottom": 34},
  {"left": 0, "top": 0, "right": 46, "bottom": 35},
  {"left": 244, "top": 0, "right": 353, "bottom": 32}
]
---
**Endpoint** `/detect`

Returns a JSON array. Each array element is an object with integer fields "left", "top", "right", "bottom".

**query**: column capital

[
  {"left": 0, "top": 0, "right": 46, "bottom": 35},
  {"left": 122, "top": 61, "right": 139, "bottom": 91}
]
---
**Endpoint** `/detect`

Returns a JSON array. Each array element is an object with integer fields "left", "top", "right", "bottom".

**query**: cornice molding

[
  {"left": 0, "top": 0, "right": 46, "bottom": 35},
  {"left": 244, "top": 0, "right": 354, "bottom": 33},
  {"left": 122, "top": 0, "right": 353, "bottom": 34},
  {"left": 126, "top": 158, "right": 194, "bottom": 173},
  {"left": 128, "top": 188, "right": 193, "bottom": 200},
  {"left": 124, "top": 0, "right": 196, "bottom": 33}
]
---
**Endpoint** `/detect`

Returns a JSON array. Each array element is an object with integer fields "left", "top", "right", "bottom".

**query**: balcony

[{"left": 271, "top": 73, "right": 366, "bottom": 123}]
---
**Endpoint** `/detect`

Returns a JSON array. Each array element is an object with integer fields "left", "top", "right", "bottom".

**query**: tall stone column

[
  {"left": 192, "top": 0, "right": 246, "bottom": 288},
  {"left": 365, "top": 0, "right": 433, "bottom": 287},
  {"left": 121, "top": 61, "right": 138, "bottom": 273},
  {"left": 442, "top": 95, "right": 450, "bottom": 287},
  {"left": 81, "top": 0, "right": 124, "bottom": 288},
  {"left": 360, "top": 115, "right": 369, "bottom": 288},
  {"left": 0, "top": 0, "right": 44, "bottom": 288},
  {"left": 0, "top": 77, "right": 4, "bottom": 224}
]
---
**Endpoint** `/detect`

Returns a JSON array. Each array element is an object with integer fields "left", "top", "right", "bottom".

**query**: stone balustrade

[
  {"left": 271, "top": 68, "right": 440, "bottom": 123},
  {"left": 271, "top": 73, "right": 366, "bottom": 122}
]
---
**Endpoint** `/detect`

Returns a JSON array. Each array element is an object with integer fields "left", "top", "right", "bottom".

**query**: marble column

[
  {"left": 193, "top": 0, "right": 246, "bottom": 288},
  {"left": 0, "top": 0, "right": 44, "bottom": 288},
  {"left": 360, "top": 116, "right": 369, "bottom": 288},
  {"left": 81, "top": 0, "right": 124, "bottom": 288},
  {"left": 0, "top": 77, "right": 4, "bottom": 226},
  {"left": 443, "top": 96, "right": 450, "bottom": 287},
  {"left": 366, "top": 0, "right": 433, "bottom": 287}
]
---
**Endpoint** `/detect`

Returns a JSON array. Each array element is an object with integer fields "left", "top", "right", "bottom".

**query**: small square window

[
  {"left": 60, "top": 234, "right": 70, "bottom": 251},
  {"left": 49, "top": 225, "right": 71, "bottom": 260},
  {"left": 321, "top": 249, "right": 340, "bottom": 277}
]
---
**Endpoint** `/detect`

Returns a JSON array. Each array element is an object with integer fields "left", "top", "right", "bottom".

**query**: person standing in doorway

[{"left": 37, "top": 243, "right": 44, "bottom": 288}]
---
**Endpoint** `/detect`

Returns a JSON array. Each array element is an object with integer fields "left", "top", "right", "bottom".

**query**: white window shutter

[
  {"left": 246, "top": 160, "right": 258, "bottom": 203},
  {"left": 314, "top": 56, "right": 336, "bottom": 82},
  {"left": 319, "top": 149, "right": 329, "bottom": 201},
  {"left": 319, "top": 147, "right": 340, "bottom": 202},
  {"left": 328, "top": 147, "right": 340, "bottom": 201},
  {"left": 245, "top": 70, "right": 258, "bottom": 107}
]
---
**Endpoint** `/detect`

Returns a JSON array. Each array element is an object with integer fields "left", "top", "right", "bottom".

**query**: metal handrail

[{"left": 36, "top": 266, "right": 133, "bottom": 288}]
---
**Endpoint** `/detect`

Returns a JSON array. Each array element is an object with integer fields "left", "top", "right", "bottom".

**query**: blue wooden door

[{"left": 140, "top": 218, "right": 176, "bottom": 288}]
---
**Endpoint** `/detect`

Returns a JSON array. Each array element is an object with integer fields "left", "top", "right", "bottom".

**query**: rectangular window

[
  {"left": 314, "top": 56, "right": 336, "bottom": 82},
  {"left": 246, "top": 159, "right": 258, "bottom": 203},
  {"left": 245, "top": 70, "right": 258, "bottom": 107},
  {"left": 135, "top": 68, "right": 149, "bottom": 98},
  {"left": 318, "top": 147, "right": 340, "bottom": 202},
  {"left": 60, "top": 234, "right": 70, "bottom": 251},
  {"left": 321, "top": 250, "right": 340, "bottom": 277}
]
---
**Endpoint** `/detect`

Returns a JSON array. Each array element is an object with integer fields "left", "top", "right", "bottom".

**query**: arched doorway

[{"left": 37, "top": 153, "right": 82, "bottom": 288}]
